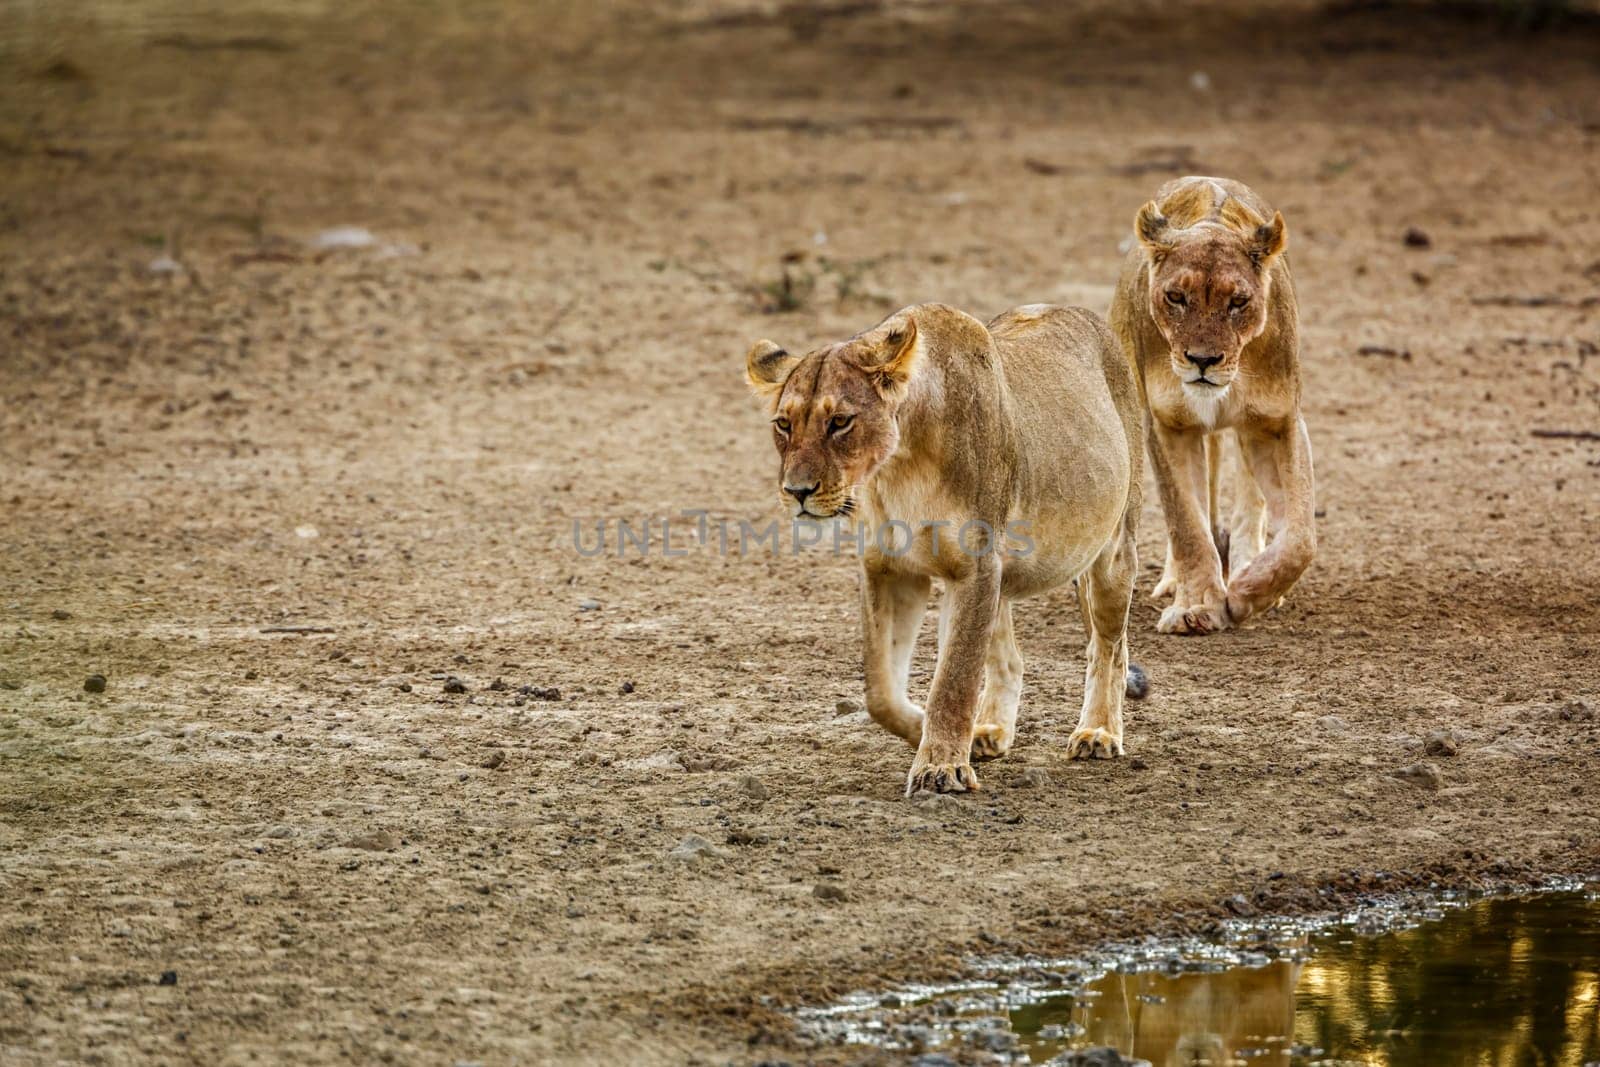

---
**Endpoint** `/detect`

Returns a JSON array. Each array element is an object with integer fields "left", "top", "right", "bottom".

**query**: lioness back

[{"left": 987, "top": 304, "right": 1143, "bottom": 489}]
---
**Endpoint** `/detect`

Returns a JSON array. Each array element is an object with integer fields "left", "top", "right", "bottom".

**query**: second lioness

[
  {"left": 1110, "top": 176, "right": 1316, "bottom": 635},
  {"left": 745, "top": 303, "right": 1145, "bottom": 795}
]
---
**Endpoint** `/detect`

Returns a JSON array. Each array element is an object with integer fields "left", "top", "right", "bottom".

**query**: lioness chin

[
  {"left": 744, "top": 303, "right": 1147, "bottom": 796},
  {"left": 1110, "top": 176, "right": 1317, "bottom": 635}
]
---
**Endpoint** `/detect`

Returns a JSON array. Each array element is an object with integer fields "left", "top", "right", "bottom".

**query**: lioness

[
  {"left": 1110, "top": 176, "right": 1316, "bottom": 635},
  {"left": 744, "top": 303, "right": 1145, "bottom": 794}
]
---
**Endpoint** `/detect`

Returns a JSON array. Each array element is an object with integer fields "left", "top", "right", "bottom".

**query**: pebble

[
  {"left": 1392, "top": 762, "right": 1444, "bottom": 790},
  {"left": 619, "top": 681, "right": 635, "bottom": 694},
  {"left": 1016, "top": 766, "right": 1050, "bottom": 789},
  {"left": 520, "top": 684, "right": 560, "bottom": 701},
  {"left": 443, "top": 677, "right": 468, "bottom": 694},
  {"left": 51, "top": 609, "right": 71, "bottom": 620},
  {"left": 84, "top": 674, "right": 107, "bottom": 694},
  {"left": 158, "top": 970, "right": 177, "bottom": 986},
  {"left": 480, "top": 750, "right": 506, "bottom": 770},
  {"left": 909, "top": 1056, "right": 958, "bottom": 1067},
  {"left": 343, "top": 831, "right": 399, "bottom": 851},
  {"left": 1124, "top": 663, "right": 1149, "bottom": 700},
  {"left": 813, "top": 883, "right": 848, "bottom": 903},
  {"left": 736, "top": 774, "right": 770, "bottom": 801},
  {"left": 1316, "top": 715, "right": 1351, "bottom": 734},
  {"left": 835, "top": 698, "right": 862, "bottom": 715},
  {"left": 1424, "top": 730, "right": 1460, "bottom": 757},
  {"left": 578, "top": 599, "right": 601, "bottom": 612},
  {"left": 668, "top": 835, "right": 722, "bottom": 864},
  {"left": 1403, "top": 226, "right": 1432, "bottom": 248}
]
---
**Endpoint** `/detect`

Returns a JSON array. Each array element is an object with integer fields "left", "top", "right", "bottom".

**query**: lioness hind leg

[
  {"left": 862, "top": 569, "right": 931, "bottom": 746},
  {"left": 971, "top": 599, "right": 1022, "bottom": 761},
  {"left": 1067, "top": 525, "right": 1137, "bottom": 760}
]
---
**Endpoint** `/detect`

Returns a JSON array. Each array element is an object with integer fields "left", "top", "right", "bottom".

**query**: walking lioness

[
  {"left": 1110, "top": 176, "right": 1316, "bottom": 635},
  {"left": 744, "top": 303, "right": 1145, "bottom": 795}
]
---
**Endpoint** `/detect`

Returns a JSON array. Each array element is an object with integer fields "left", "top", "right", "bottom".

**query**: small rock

[
  {"left": 1317, "top": 715, "right": 1351, "bottom": 734},
  {"left": 1124, "top": 663, "right": 1149, "bottom": 700},
  {"left": 668, "top": 835, "right": 723, "bottom": 864},
  {"left": 736, "top": 775, "right": 770, "bottom": 801},
  {"left": 158, "top": 970, "right": 177, "bottom": 986},
  {"left": 147, "top": 255, "right": 183, "bottom": 275},
  {"left": 487, "top": 678, "right": 508, "bottom": 692},
  {"left": 264, "top": 825, "right": 295, "bottom": 839},
  {"left": 578, "top": 599, "right": 601, "bottom": 612},
  {"left": 1129, "top": 757, "right": 1149, "bottom": 771},
  {"left": 312, "top": 226, "right": 376, "bottom": 249},
  {"left": 1223, "top": 894, "right": 1255, "bottom": 917},
  {"left": 443, "top": 677, "right": 468, "bottom": 694},
  {"left": 835, "top": 698, "right": 862, "bottom": 715},
  {"left": 1424, "top": 730, "right": 1460, "bottom": 757},
  {"left": 1189, "top": 70, "right": 1211, "bottom": 92},
  {"left": 343, "top": 830, "right": 399, "bottom": 851},
  {"left": 84, "top": 674, "right": 107, "bottom": 694},
  {"left": 244, "top": 669, "right": 258, "bottom": 680},
  {"left": 619, "top": 681, "right": 635, "bottom": 694},
  {"left": 909, "top": 1056, "right": 959, "bottom": 1067},
  {"left": 1016, "top": 766, "right": 1050, "bottom": 789},
  {"left": 294, "top": 524, "right": 319, "bottom": 539},
  {"left": 812, "top": 883, "right": 848, "bottom": 903},
  {"left": 51, "top": 609, "right": 72, "bottom": 621},
  {"left": 1392, "top": 761, "right": 1444, "bottom": 790},
  {"left": 520, "top": 684, "right": 560, "bottom": 701},
  {"left": 480, "top": 750, "right": 506, "bottom": 770},
  {"left": 1402, "top": 226, "right": 1432, "bottom": 248}
]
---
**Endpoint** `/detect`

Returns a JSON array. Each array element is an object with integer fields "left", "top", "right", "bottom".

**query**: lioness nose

[
  {"left": 1185, "top": 350, "right": 1224, "bottom": 371},
  {"left": 785, "top": 483, "right": 817, "bottom": 505}
]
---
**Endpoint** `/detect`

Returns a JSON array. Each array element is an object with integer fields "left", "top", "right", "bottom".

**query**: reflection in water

[
  {"left": 805, "top": 888, "right": 1600, "bottom": 1066},
  {"left": 1014, "top": 890, "right": 1600, "bottom": 1066}
]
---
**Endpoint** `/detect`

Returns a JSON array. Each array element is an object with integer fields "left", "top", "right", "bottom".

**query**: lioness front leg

[
  {"left": 862, "top": 567, "right": 931, "bottom": 745},
  {"left": 970, "top": 598, "right": 1022, "bottom": 761},
  {"left": 1148, "top": 422, "right": 1228, "bottom": 634},
  {"left": 907, "top": 557, "right": 999, "bottom": 795},
  {"left": 1068, "top": 524, "right": 1136, "bottom": 759},
  {"left": 1225, "top": 416, "right": 1316, "bottom": 625}
]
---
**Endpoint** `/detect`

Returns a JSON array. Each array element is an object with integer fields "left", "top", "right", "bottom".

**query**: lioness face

[
  {"left": 1136, "top": 202, "right": 1287, "bottom": 397},
  {"left": 743, "top": 318, "right": 921, "bottom": 519}
]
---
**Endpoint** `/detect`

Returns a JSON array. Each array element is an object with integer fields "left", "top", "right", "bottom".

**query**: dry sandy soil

[{"left": 2, "top": 0, "right": 1599, "bottom": 1063}]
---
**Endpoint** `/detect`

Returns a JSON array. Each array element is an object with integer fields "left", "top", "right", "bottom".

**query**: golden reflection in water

[{"left": 1011, "top": 892, "right": 1600, "bottom": 1067}]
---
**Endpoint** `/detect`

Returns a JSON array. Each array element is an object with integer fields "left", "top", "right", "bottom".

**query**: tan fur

[
  {"left": 745, "top": 303, "right": 1145, "bottom": 794},
  {"left": 1111, "top": 176, "right": 1316, "bottom": 634}
]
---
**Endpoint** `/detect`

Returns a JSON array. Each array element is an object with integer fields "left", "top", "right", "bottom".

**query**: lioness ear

[
  {"left": 745, "top": 339, "right": 800, "bottom": 402},
  {"left": 867, "top": 315, "right": 921, "bottom": 401},
  {"left": 1135, "top": 201, "right": 1173, "bottom": 256},
  {"left": 1250, "top": 211, "right": 1288, "bottom": 266}
]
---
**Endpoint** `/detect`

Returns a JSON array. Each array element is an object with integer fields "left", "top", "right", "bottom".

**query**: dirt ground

[{"left": 2, "top": 0, "right": 1599, "bottom": 1063}]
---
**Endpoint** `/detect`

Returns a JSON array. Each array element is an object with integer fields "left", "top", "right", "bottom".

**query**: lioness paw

[
  {"left": 1066, "top": 726, "right": 1123, "bottom": 760},
  {"left": 906, "top": 758, "right": 979, "bottom": 796},
  {"left": 1157, "top": 601, "right": 1230, "bottom": 636},
  {"left": 969, "top": 724, "right": 1014, "bottom": 761}
]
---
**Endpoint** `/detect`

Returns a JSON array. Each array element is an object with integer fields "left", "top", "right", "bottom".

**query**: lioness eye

[
  {"left": 1229, "top": 295, "right": 1249, "bottom": 310},
  {"left": 1165, "top": 290, "right": 1186, "bottom": 307},
  {"left": 829, "top": 414, "right": 854, "bottom": 435},
  {"left": 773, "top": 417, "right": 791, "bottom": 434}
]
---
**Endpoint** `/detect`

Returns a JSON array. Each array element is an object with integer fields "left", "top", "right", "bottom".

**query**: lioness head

[
  {"left": 743, "top": 312, "right": 921, "bottom": 519},
  {"left": 1135, "top": 198, "right": 1287, "bottom": 396}
]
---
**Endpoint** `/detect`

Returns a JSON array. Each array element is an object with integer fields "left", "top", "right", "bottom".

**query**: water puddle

[{"left": 800, "top": 880, "right": 1600, "bottom": 1066}]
